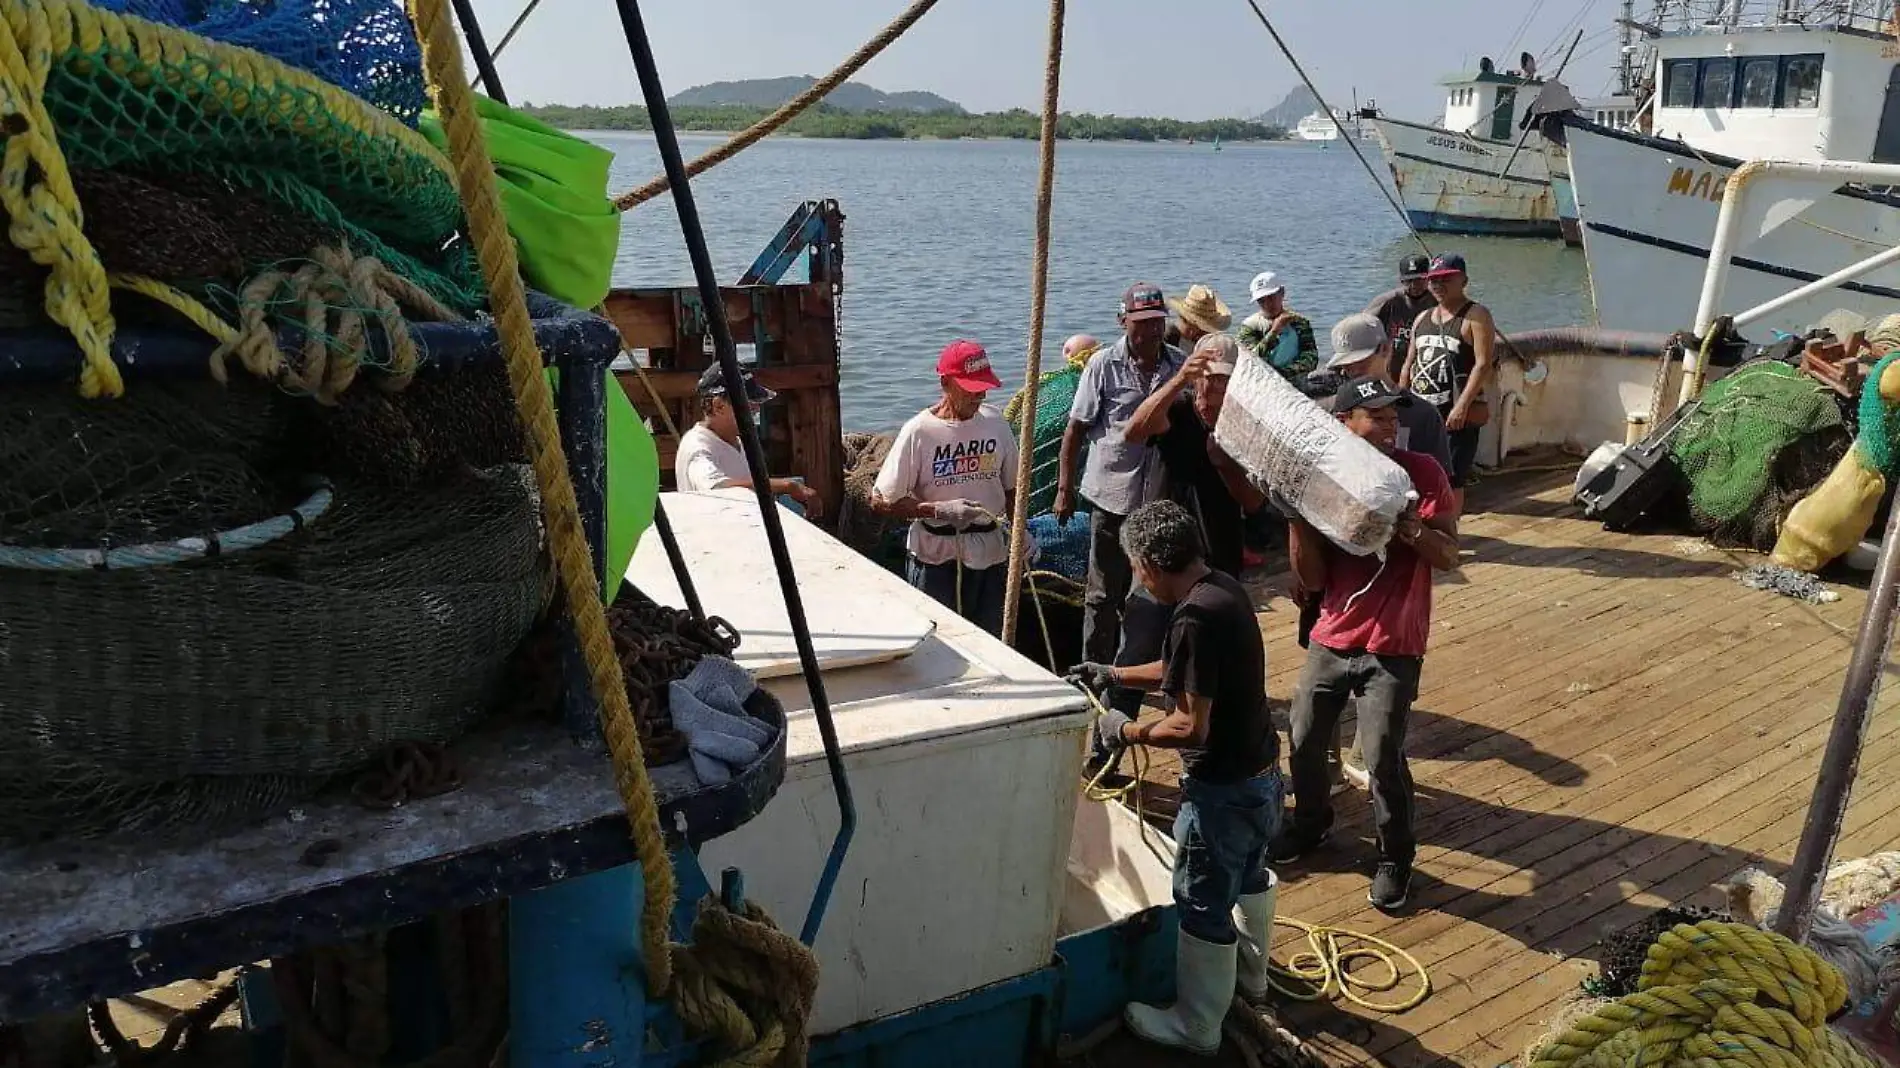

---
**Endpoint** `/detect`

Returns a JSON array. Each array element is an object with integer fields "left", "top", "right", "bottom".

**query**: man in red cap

[{"left": 872, "top": 340, "right": 1019, "bottom": 634}]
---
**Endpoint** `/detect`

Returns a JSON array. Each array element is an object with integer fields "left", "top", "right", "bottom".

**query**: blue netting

[
  {"left": 93, "top": 0, "right": 429, "bottom": 127},
  {"left": 1029, "top": 512, "right": 1089, "bottom": 583}
]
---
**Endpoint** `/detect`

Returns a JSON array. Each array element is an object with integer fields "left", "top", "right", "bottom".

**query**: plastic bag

[{"left": 1213, "top": 353, "right": 1414, "bottom": 555}]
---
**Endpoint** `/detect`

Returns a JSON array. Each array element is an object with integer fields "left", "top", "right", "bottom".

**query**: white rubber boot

[
  {"left": 1124, "top": 929, "right": 1237, "bottom": 1055},
  {"left": 1236, "top": 874, "right": 1279, "bottom": 1001}
]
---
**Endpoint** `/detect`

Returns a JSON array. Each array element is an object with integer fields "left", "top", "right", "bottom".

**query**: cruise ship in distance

[{"left": 1293, "top": 108, "right": 1356, "bottom": 142}]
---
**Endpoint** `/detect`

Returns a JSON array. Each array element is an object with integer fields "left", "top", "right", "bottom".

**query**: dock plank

[{"left": 1135, "top": 469, "right": 1892, "bottom": 1067}]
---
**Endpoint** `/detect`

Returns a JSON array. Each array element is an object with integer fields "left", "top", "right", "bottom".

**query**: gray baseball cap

[{"left": 1323, "top": 313, "right": 1388, "bottom": 372}]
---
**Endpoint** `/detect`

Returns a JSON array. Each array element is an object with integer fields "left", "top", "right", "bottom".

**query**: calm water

[{"left": 597, "top": 133, "right": 1593, "bottom": 432}]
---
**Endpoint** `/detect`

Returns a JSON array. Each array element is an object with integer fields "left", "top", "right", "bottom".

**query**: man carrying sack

[{"left": 1066, "top": 500, "right": 1280, "bottom": 1056}]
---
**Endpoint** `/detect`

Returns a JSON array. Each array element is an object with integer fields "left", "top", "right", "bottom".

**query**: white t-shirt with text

[
  {"left": 873, "top": 405, "right": 1018, "bottom": 569},
  {"left": 675, "top": 423, "right": 750, "bottom": 492}
]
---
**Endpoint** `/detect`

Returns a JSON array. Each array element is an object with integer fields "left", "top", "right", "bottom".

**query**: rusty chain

[
  {"left": 86, "top": 981, "right": 240, "bottom": 1066},
  {"left": 350, "top": 741, "right": 463, "bottom": 810}
]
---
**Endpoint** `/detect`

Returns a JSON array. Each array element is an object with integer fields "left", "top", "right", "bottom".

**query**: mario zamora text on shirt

[{"left": 931, "top": 437, "right": 1002, "bottom": 484}]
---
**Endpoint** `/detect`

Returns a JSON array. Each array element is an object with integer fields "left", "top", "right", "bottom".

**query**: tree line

[{"left": 518, "top": 103, "right": 1286, "bottom": 143}]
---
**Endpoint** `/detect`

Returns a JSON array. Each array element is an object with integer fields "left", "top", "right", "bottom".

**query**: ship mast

[{"left": 1618, "top": 0, "right": 1636, "bottom": 96}]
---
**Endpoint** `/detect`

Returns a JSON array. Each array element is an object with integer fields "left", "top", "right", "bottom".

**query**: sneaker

[
  {"left": 1341, "top": 742, "right": 1370, "bottom": 791},
  {"left": 1269, "top": 826, "right": 1328, "bottom": 865},
  {"left": 1369, "top": 862, "right": 1412, "bottom": 911}
]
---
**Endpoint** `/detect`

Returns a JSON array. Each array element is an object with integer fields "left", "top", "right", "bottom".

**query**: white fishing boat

[
  {"left": 1547, "top": 93, "right": 1642, "bottom": 245},
  {"left": 1363, "top": 56, "right": 1564, "bottom": 238},
  {"left": 1559, "top": 0, "right": 1900, "bottom": 336}
]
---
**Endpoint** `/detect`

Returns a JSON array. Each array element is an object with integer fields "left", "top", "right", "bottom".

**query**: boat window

[
  {"left": 1780, "top": 54, "right": 1822, "bottom": 108},
  {"left": 1739, "top": 56, "right": 1779, "bottom": 107},
  {"left": 1663, "top": 59, "right": 1698, "bottom": 108},
  {"left": 1698, "top": 57, "right": 1736, "bottom": 108}
]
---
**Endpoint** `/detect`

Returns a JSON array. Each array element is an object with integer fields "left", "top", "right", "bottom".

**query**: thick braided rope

[
  {"left": 0, "top": 2, "right": 121, "bottom": 397},
  {"left": 611, "top": 0, "right": 940, "bottom": 211},
  {"left": 1528, "top": 922, "right": 1876, "bottom": 1068},
  {"left": 999, "top": 0, "right": 1065, "bottom": 645},
  {"left": 667, "top": 899, "right": 820, "bottom": 1068},
  {"left": 407, "top": 0, "right": 677, "bottom": 994}
]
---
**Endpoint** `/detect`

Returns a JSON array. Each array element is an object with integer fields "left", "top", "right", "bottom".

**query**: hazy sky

[{"left": 466, "top": 0, "right": 1632, "bottom": 123}]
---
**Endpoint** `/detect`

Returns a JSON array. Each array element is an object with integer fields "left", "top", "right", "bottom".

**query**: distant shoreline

[{"left": 521, "top": 103, "right": 1288, "bottom": 144}]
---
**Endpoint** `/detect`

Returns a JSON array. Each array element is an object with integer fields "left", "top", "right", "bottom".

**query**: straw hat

[
  {"left": 1867, "top": 314, "right": 1900, "bottom": 357},
  {"left": 1169, "top": 284, "right": 1232, "bottom": 333}
]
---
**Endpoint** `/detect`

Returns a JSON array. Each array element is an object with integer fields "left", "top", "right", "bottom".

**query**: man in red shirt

[{"left": 1270, "top": 377, "right": 1461, "bottom": 910}]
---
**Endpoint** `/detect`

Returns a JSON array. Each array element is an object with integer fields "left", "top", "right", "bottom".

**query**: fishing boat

[{"left": 1558, "top": 0, "right": 1900, "bottom": 335}]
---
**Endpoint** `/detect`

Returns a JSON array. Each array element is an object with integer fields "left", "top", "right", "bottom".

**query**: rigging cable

[{"left": 1239, "top": 0, "right": 1430, "bottom": 254}]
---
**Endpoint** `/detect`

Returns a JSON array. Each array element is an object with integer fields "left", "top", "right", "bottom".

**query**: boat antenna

[{"left": 1239, "top": 0, "right": 1430, "bottom": 253}]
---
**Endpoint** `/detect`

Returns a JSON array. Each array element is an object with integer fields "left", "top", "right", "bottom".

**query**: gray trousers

[
  {"left": 1082, "top": 509, "right": 1132, "bottom": 665},
  {"left": 1289, "top": 644, "right": 1423, "bottom": 865}
]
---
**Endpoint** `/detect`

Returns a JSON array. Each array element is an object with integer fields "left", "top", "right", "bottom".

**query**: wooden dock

[{"left": 1134, "top": 468, "right": 1899, "bottom": 1068}]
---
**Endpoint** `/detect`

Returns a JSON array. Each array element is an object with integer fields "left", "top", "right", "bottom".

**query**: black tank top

[{"left": 1411, "top": 301, "right": 1475, "bottom": 414}]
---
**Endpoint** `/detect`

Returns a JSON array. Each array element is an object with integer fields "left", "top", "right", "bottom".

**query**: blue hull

[{"left": 1406, "top": 209, "right": 1562, "bottom": 239}]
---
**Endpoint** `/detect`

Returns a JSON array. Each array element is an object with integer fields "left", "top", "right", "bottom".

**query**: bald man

[{"left": 1064, "top": 334, "right": 1102, "bottom": 364}]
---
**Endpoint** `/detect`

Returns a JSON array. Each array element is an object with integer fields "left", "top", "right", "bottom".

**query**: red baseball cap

[{"left": 937, "top": 339, "right": 1003, "bottom": 392}]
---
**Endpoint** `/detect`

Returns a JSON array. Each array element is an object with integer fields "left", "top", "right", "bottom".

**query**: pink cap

[{"left": 936, "top": 339, "right": 1003, "bottom": 392}]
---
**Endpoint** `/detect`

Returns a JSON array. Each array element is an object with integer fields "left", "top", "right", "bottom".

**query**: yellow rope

[
  {"left": 407, "top": 0, "right": 677, "bottom": 995},
  {"left": 611, "top": 0, "right": 942, "bottom": 211},
  {"left": 1529, "top": 921, "right": 1877, "bottom": 1068},
  {"left": 1264, "top": 917, "right": 1431, "bottom": 1013},
  {"left": 1000, "top": 0, "right": 1066, "bottom": 646},
  {"left": 0, "top": 1, "right": 120, "bottom": 397},
  {"left": 0, "top": 0, "right": 461, "bottom": 398}
]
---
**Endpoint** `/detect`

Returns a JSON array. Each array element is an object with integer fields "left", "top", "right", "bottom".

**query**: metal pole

[
  {"left": 449, "top": 0, "right": 509, "bottom": 104},
  {"left": 611, "top": 0, "right": 855, "bottom": 948},
  {"left": 1496, "top": 30, "right": 1584, "bottom": 180},
  {"left": 1730, "top": 240, "right": 1900, "bottom": 331},
  {"left": 648, "top": 499, "right": 706, "bottom": 621},
  {"left": 1775, "top": 488, "right": 1900, "bottom": 944}
]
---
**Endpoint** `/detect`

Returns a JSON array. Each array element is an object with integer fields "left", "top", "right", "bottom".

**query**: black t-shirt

[
  {"left": 1162, "top": 570, "right": 1277, "bottom": 783},
  {"left": 1368, "top": 286, "right": 1437, "bottom": 356},
  {"left": 1155, "top": 395, "right": 1245, "bottom": 577}
]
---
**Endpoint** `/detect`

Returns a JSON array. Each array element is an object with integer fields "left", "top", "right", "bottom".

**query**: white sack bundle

[{"left": 1213, "top": 355, "right": 1416, "bottom": 556}]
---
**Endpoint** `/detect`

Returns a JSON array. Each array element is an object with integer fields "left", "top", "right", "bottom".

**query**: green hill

[{"left": 668, "top": 77, "right": 964, "bottom": 114}]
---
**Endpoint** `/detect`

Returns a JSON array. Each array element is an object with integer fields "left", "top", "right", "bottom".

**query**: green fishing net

[
  {"left": 1008, "top": 365, "right": 1087, "bottom": 517},
  {"left": 1671, "top": 361, "right": 1845, "bottom": 542},
  {"left": 14, "top": 3, "right": 483, "bottom": 313}
]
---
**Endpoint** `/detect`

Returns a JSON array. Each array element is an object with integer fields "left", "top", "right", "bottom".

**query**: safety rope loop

[
  {"left": 667, "top": 897, "right": 821, "bottom": 1068},
  {"left": 611, "top": 0, "right": 941, "bottom": 211},
  {"left": 406, "top": 0, "right": 677, "bottom": 994},
  {"left": 0, "top": 2, "right": 124, "bottom": 397}
]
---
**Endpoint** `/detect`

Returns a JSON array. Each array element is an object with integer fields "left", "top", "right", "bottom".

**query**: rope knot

[{"left": 666, "top": 897, "right": 820, "bottom": 1068}]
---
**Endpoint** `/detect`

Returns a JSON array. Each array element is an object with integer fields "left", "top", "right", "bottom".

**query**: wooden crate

[{"left": 603, "top": 282, "right": 844, "bottom": 520}]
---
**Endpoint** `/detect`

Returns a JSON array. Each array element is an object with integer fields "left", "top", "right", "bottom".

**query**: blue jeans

[
  {"left": 1173, "top": 769, "right": 1284, "bottom": 944},
  {"left": 905, "top": 556, "right": 1006, "bottom": 636}
]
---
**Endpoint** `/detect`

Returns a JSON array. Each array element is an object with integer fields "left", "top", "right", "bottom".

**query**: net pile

[
  {"left": 1005, "top": 365, "right": 1087, "bottom": 518},
  {"left": 1670, "top": 362, "right": 1848, "bottom": 550},
  {"left": 90, "top": 0, "right": 430, "bottom": 127},
  {"left": 0, "top": 0, "right": 483, "bottom": 399},
  {"left": 0, "top": 381, "right": 550, "bottom": 841},
  {"left": 837, "top": 430, "right": 906, "bottom": 569}
]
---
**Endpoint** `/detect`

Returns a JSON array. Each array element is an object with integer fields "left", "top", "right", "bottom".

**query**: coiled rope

[
  {"left": 611, "top": 0, "right": 942, "bottom": 211},
  {"left": 408, "top": 0, "right": 677, "bottom": 995},
  {"left": 1529, "top": 920, "right": 1877, "bottom": 1068}
]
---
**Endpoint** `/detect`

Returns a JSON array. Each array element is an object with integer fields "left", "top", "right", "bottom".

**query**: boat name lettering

[
  {"left": 1666, "top": 166, "right": 1728, "bottom": 202},
  {"left": 1426, "top": 135, "right": 1489, "bottom": 157}
]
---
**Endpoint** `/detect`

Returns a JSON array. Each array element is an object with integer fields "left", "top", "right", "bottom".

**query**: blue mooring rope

[{"left": 0, "top": 479, "right": 335, "bottom": 571}]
